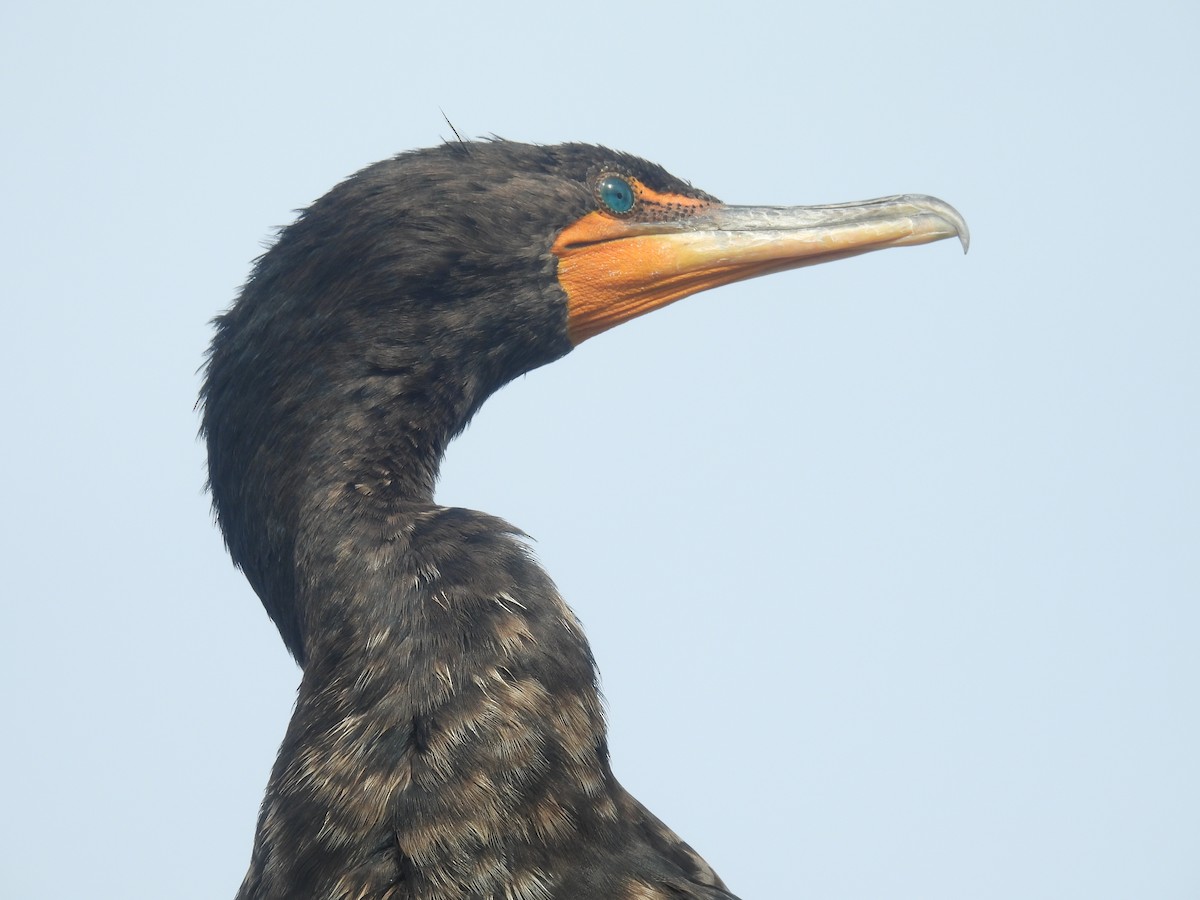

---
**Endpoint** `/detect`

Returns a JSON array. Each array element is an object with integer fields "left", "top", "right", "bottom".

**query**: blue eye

[{"left": 598, "top": 175, "right": 636, "bottom": 214}]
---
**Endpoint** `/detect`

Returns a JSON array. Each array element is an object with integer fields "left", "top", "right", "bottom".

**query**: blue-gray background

[{"left": 3, "top": 2, "right": 1196, "bottom": 897}]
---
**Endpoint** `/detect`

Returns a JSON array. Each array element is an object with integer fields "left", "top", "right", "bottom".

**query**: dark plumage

[{"left": 203, "top": 140, "right": 966, "bottom": 899}]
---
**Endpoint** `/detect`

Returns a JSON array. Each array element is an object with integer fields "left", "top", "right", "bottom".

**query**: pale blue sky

[{"left": 2, "top": 2, "right": 1197, "bottom": 898}]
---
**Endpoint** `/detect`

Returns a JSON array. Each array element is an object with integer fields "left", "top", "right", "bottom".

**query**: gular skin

[{"left": 202, "top": 142, "right": 736, "bottom": 899}]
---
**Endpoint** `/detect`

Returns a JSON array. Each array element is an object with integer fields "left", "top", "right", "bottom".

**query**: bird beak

[{"left": 553, "top": 194, "right": 969, "bottom": 344}]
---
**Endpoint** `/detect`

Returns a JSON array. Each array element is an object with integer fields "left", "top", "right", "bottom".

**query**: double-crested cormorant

[{"left": 202, "top": 140, "right": 967, "bottom": 900}]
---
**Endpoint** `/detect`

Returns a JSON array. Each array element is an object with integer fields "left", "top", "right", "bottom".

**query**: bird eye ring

[{"left": 597, "top": 175, "right": 636, "bottom": 215}]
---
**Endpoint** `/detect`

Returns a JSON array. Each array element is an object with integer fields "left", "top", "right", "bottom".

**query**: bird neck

[{"left": 230, "top": 362, "right": 487, "bottom": 660}]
